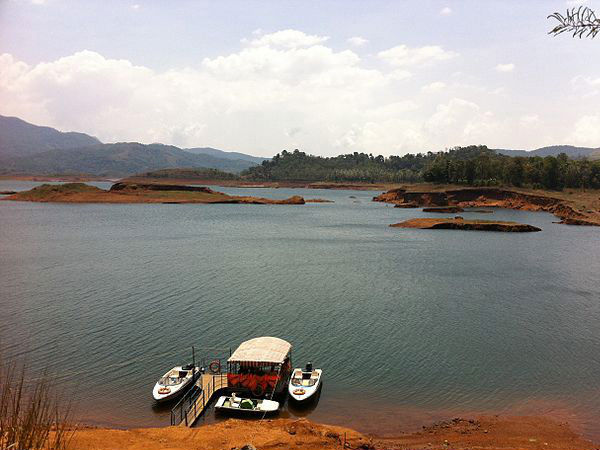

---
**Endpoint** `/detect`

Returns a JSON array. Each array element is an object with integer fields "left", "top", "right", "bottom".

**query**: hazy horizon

[{"left": 1, "top": 0, "right": 599, "bottom": 157}]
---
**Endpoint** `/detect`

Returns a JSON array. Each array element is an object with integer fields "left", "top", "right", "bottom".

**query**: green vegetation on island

[
  {"left": 133, "top": 167, "right": 240, "bottom": 180},
  {"left": 242, "top": 146, "right": 600, "bottom": 190}
]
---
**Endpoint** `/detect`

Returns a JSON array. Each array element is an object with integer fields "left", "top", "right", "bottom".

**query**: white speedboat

[
  {"left": 152, "top": 364, "right": 200, "bottom": 402},
  {"left": 288, "top": 362, "right": 322, "bottom": 403},
  {"left": 215, "top": 393, "right": 279, "bottom": 415}
]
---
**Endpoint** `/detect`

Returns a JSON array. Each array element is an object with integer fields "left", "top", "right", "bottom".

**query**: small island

[
  {"left": 2, "top": 183, "right": 307, "bottom": 205},
  {"left": 391, "top": 217, "right": 542, "bottom": 232},
  {"left": 374, "top": 186, "right": 600, "bottom": 226}
]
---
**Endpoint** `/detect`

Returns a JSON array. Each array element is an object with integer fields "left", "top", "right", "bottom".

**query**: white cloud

[
  {"left": 387, "top": 69, "right": 412, "bottom": 81},
  {"left": 131, "top": 4, "right": 141, "bottom": 10},
  {"left": 425, "top": 98, "right": 502, "bottom": 144},
  {"left": 421, "top": 81, "right": 446, "bottom": 93},
  {"left": 520, "top": 114, "right": 540, "bottom": 126},
  {"left": 0, "top": 37, "right": 396, "bottom": 153},
  {"left": 30, "top": 0, "right": 46, "bottom": 4},
  {"left": 440, "top": 7, "right": 452, "bottom": 15},
  {"left": 568, "top": 115, "right": 600, "bottom": 146},
  {"left": 0, "top": 30, "right": 555, "bottom": 156},
  {"left": 571, "top": 75, "right": 600, "bottom": 97},
  {"left": 347, "top": 36, "right": 368, "bottom": 47},
  {"left": 378, "top": 44, "right": 458, "bottom": 67},
  {"left": 245, "top": 29, "right": 329, "bottom": 49},
  {"left": 495, "top": 63, "right": 515, "bottom": 73}
]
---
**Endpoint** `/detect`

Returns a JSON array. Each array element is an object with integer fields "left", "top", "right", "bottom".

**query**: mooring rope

[{"left": 244, "top": 364, "right": 283, "bottom": 447}]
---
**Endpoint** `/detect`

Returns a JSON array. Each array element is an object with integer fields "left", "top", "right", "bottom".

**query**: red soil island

[
  {"left": 391, "top": 217, "right": 542, "bottom": 232},
  {"left": 374, "top": 186, "right": 600, "bottom": 226},
  {"left": 3, "top": 183, "right": 306, "bottom": 205}
]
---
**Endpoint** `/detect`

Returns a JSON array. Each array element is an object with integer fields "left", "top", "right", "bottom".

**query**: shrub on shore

[{"left": 0, "top": 353, "right": 75, "bottom": 449}]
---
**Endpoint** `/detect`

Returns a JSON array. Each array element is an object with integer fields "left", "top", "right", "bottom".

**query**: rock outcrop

[
  {"left": 374, "top": 187, "right": 600, "bottom": 226},
  {"left": 391, "top": 217, "right": 542, "bottom": 232}
]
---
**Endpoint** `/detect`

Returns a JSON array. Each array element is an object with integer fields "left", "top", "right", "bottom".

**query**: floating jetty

[
  {"left": 170, "top": 337, "right": 293, "bottom": 427},
  {"left": 171, "top": 372, "right": 228, "bottom": 426}
]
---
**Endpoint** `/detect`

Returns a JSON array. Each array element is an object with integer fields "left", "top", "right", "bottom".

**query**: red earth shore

[{"left": 63, "top": 415, "right": 597, "bottom": 450}]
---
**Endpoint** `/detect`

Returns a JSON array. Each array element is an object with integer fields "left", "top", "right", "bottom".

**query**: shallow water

[{"left": 1, "top": 180, "right": 599, "bottom": 438}]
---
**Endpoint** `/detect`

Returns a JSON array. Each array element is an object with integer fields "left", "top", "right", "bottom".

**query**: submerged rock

[{"left": 423, "top": 206, "right": 464, "bottom": 213}]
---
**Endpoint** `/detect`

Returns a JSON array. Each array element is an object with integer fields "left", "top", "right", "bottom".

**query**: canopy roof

[{"left": 228, "top": 336, "right": 292, "bottom": 364}]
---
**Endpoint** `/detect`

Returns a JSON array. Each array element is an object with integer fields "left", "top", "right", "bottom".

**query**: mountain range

[
  {"left": 185, "top": 147, "right": 267, "bottom": 165},
  {"left": 0, "top": 115, "right": 265, "bottom": 176},
  {"left": 493, "top": 145, "right": 600, "bottom": 159},
  {"left": 0, "top": 114, "right": 598, "bottom": 177},
  {"left": 0, "top": 115, "right": 101, "bottom": 159}
]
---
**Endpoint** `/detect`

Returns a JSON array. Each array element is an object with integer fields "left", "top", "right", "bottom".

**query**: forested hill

[
  {"left": 242, "top": 149, "right": 431, "bottom": 183},
  {"left": 242, "top": 146, "right": 600, "bottom": 190},
  {"left": 0, "top": 115, "right": 101, "bottom": 159},
  {"left": 0, "top": 115, "right": 260, "bottom": 175},
  {"left": 2, "top": 142, "right": 257, "bottom": 177},
  {"left": 493, "top": 145, "right": 599, "bottom": 158}
]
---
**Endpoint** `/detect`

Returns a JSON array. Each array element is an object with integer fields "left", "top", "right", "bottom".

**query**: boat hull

[
  {"left": 288, "top": 368, "right": 322, "bottom": 403},
  {"left": 152, "top": 367, "right": 199, "bottom": 402}
]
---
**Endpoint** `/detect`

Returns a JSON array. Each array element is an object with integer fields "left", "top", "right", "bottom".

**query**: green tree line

[{"left": 242, "top": 146, "right": 600, "bottom": 190}]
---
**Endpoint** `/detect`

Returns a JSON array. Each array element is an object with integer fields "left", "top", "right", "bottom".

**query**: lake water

[{"left": 1, "top": 180, "right": 600, "bottom": 438}]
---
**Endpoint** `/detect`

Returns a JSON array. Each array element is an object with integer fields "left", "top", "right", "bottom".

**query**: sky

[{"left": 0, "top": 0, "right": 599, "bottom": 157}]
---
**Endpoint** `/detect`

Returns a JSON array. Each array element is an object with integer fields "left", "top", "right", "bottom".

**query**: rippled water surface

[{"left": 1, "top": 180, "right": 600, "bottom": 437}]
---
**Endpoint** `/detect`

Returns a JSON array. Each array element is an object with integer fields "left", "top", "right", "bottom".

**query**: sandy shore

[{"left": 66, "top": 416, "right": 596, "bottom": 450}]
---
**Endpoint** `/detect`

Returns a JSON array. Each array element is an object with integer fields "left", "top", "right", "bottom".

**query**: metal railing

[
  {"left": 170, "top": 362, "right": 228, "bottom": 426},
  {"left": 170, "top": 382, "right": 201, "bottom": 426}
]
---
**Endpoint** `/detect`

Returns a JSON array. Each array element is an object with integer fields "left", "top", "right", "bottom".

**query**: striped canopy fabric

[{"left": 228, "top": 336, "right": 292, "bottom": 364}]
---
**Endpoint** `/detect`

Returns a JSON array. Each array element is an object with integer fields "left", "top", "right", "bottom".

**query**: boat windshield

[
  {"left": 291, "top": 373, "right": 317, "bottom": 387},
  {"left": 159, "top": 376, "right": 182, "bottom": 386}
]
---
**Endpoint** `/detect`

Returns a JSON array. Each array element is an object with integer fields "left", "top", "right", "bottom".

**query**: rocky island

[
  {"left": 374, "top": 186, "right": 600, "bottom": 226},
  {"left": 3, "top": 183, "right": 307, "bottom": 205},
  {"left": 391, "top": 217, "right": 542, "bottom": 232}
]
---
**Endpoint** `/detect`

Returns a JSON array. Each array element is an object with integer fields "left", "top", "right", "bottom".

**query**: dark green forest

[{"left": 242, "top": 146, "right": 600, "bottom": 190}]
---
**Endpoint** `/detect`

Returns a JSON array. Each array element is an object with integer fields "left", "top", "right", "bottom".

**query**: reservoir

[{"left": 1, "top": 180, "right": 599, "bottom": 438}]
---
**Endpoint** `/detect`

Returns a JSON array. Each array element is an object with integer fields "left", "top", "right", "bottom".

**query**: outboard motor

[{"left": 305, "top": 361, "right": 313, "bottom": 372}]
